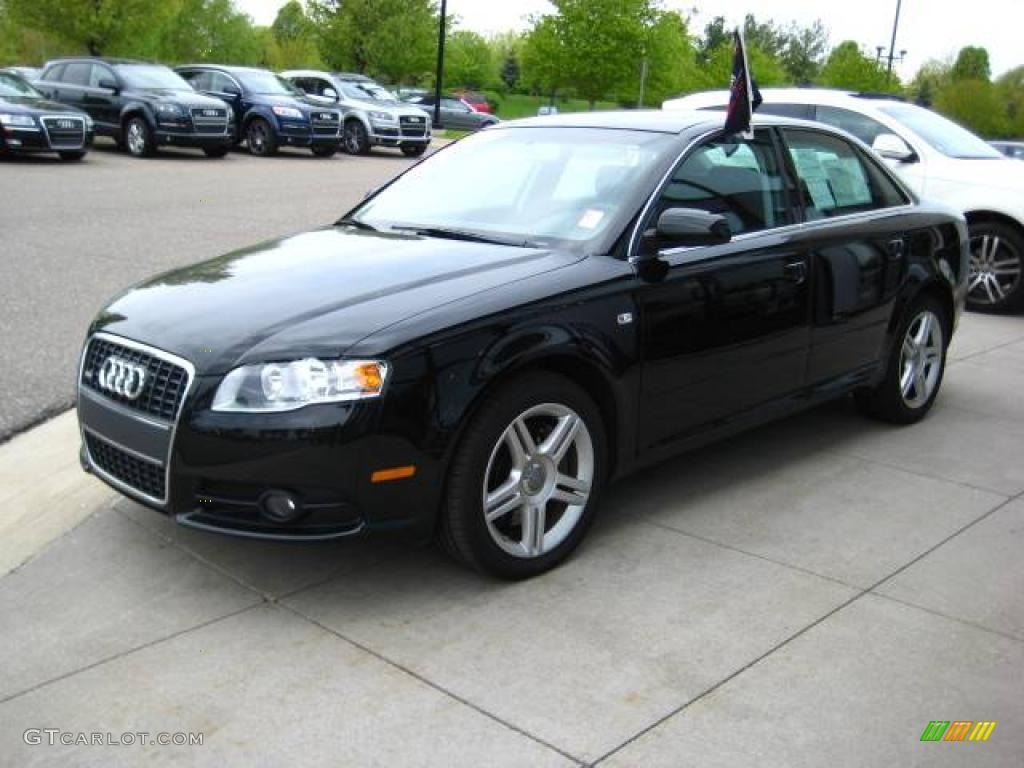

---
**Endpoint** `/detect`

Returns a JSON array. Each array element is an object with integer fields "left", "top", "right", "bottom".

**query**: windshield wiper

[
  {"left": 389, "top": 225, "right": 533, "bottom": 247},
  {"left": 335, "top": 217, "right": 377, "bottom": 231}
]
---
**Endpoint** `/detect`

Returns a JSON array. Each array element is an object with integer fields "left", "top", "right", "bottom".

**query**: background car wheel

[
  {"left": 438, "top": 372, "right": 606, "bottom": 579},
  {"left": 311, "top": 144, "right": 338, "bottom": 158},
  {"left": 124, "top": 116, "right": 156, "bottom": 158},
  {"left": 203, "top": 146, "right": 229, "bottom": 158},
  {"left": 343, "top": 120, "right": 370, "bottom": 155},
  {"left": 58, "top": 151, "right": 86, "bottom": 162},
  {"left": 400, "top": 143, "right": 426, "bottom": 157},
  {"left": 967, "top": 221, "right": 1024, "bottom": 312},
  {"left": 246, "top": 118, "right": 277, "bottom": 157},
  {"left": 855, "top": 295, "right": 948, "bottom": 424}
]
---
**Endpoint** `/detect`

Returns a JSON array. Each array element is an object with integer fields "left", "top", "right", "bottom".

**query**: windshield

[
  {"left": 352, "top": 127, "right": 674, "bottom": 249},
  {"left": 0, "top": 72, "right": 42, "bottom": 98},
  {"left": 117, "top": 65, "right": 193, "bottom": 91},
  {"left": 238, "top": 71, "right": 301, "bottom": 96},
  {"left": 340, "top": 82, "right": 395, "bottom": 102},
  {"left": 880, "top": 103, "right": 1002, "bottom": 159}
]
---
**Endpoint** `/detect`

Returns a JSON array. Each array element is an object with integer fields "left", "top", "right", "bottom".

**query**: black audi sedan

[
  {"left": 34, "top": 58, "right": 233, "bottom": 158},
  {"left": 77, "top": 111, "right": 968, "bottom": 578},
  {"left": 0, "top": 71, "right": 93, "bottom": 160},
  {"left": 175, "top": 65, "right": 343, "bottom": 157}
]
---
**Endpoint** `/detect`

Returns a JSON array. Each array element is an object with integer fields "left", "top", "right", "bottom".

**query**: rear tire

[
  {"left": 855, "top": 295, "right": 948, "bottom": 424},
  {"left": 967, "top": 221, "right": 1024, "bottom": 312},
  {"left": 438, "top": 372, "right": 606, "bottom": 579}
]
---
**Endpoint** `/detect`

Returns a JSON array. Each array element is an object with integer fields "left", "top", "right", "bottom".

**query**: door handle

[
  {"left": 886, "top": 238, "right": 905, "bottom": 261},
  {"left": 784, "top": 260, "right": 807, "bottom": 285}
]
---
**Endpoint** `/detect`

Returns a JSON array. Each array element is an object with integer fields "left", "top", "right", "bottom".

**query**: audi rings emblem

[{"left": 98, "top": 356, "right": 147, "bottom": 399}]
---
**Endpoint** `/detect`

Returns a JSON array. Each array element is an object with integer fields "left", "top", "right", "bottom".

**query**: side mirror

[
  {"left": 323, "top": 87, "right": 338, "bottom": 101},
  {"left": 97, "top": 78, "right": 118, "bottom": 93},
  {"left": 223, "top": 83, "right": 241, "bottom": 97},
  {"left": 653, "top": 208, "right": 732, "bottom": 248},
  {"left": 872, "top": 133, "right": 915, "bottom": 162}
]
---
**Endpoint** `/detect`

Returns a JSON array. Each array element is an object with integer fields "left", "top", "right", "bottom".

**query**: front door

[{"left": 635, "top": 129, "right": 810, "bottom": 450}]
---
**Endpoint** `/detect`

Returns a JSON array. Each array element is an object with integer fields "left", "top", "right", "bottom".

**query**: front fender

[{"left": 119, "top": 102, "right": 157, "bottom": 129}]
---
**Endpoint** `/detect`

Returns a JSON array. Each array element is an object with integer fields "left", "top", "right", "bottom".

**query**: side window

[
  {"left": 758, "top": 103, "right": 814, "bottom": 120},
  {"left": 813, "top": 106, "right": 890, "bottom": 147},
  {"left": 180, "top": 70, "right": 207, "bottom": 90},
  {"left": 781, "top": 128, "right": 907, "bottom": 220},
  {"left": 88, "top": 64, "right": 113, "bottom": 88},
  {"left": 44, "top": 63, "right": 66, "bottom": 82},
  {"left": 651, "top": 130, "right": 793, "bottom": 237},
  {"left": 209, "top": 72, "right": 236, "bottom": 93},
  {"left": 63, "top": 62, "right": 92, "bottom": 86}
]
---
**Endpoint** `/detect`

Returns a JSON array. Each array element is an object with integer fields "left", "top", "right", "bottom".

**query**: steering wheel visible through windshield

[{"left": 351, "top": 127, "right": 674, "bottom": 250}]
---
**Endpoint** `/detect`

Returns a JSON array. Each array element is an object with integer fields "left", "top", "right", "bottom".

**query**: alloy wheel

[
  {"left": 898, "top": 310, "right": 944, "bottom": 409},
  {"left": 482, "top": 403, "right": 594, "bottom": 559},
  {"left": 248, "top": 122, "right": 268, "bottom": 155},
  {"left": 126, "top": 120, "right": 147, "bottom": 156},
  {"left": 969, "top": 232, "right": 1022, "bottom": 306},
  {"left": 344, "top": 123, "right": 366, "bottom": 154}
]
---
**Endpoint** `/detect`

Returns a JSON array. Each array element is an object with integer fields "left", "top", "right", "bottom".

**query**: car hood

[
  {"left": 92, "top": 227, "right": 577, "bottom": 375},
  {"left": 0, "top": 95, "right": 86, "bottom": 115},
  {"left": 141, "top": 89, "right": 231, "bottom": 109},
  {"left": 255, "top": 94, "right": 333, "bottom": 112},
  {"left": 928, "top": 156, "right": 1024, "bottom": 192}
]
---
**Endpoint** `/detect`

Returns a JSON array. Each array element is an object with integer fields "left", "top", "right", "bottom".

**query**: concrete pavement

[{"left": 1, "top": 311, "right": 1022, "bottom": 766}]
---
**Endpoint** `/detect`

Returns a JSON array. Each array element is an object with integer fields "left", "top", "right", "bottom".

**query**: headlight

[
  {"left": 272, "top": 106, "right": 304, "bottom": 119},
  {"left": 155, "top": 103, "right": 184, "bottom": 116},
  {"left": 83, "top": 114, "right": 94, "bottom": 129},
  {"left": 211, "top": 358, "right": 389, "bottom": 413},
  {"left": 369, "top": 110, "right": 395, "bottom": 123},
  {"left": 0, "top": 113, "right": 36, "bottom": 127}
]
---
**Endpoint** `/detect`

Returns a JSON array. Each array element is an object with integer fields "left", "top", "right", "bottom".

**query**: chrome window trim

[{"left": 77, "top": 331, "right": 196, "bottom": 508}]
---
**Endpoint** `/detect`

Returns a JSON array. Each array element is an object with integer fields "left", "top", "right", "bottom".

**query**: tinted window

[
  {"left": 760, "top": 103, "right": 814, "bottom": 120},
  {"left": 652, "top": 130, "right": 793, "bottom": 236},
  {"left": 63, "top": 62, "right": 92, "bottom": 86},
  {"left": 43, "top": 63, "right": 66, "bottom": 82},
  {"left": 179, "top": 70, "right": 207, "bottom": 90},
  {"left": 879, "top": 103, "right": 1001, "bottom": 159},
  {"left": 88, "top": 64, "right": 114, "bottom": 88},
  {"left": 781, "top": 128, "right": 907, "bottom": 219},
  {"left": 0, "top": 72, "right": 43, "bottom": 98},
  {"left": 209, "top": 72, "right": 238, "bottom": 93},
  {"left": 813, "top": 106, "right": 889, "bottom": 147}
]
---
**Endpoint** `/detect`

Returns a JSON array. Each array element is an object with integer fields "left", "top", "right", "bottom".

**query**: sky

[{"left": 236, "top": 0, "right": 1022, "bottom": 79}]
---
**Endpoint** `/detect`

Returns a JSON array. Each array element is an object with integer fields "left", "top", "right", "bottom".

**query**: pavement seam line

[
  {"left": 279, "top": 602, "right": 587, "bottom": 767},
  {"left": 2, "top": 495, "right": 117, "bottom": 579},
  {"left": 949, "top": 334, "right": 1024, "bottom": 364},
  {"left": 590, "top": 489, "right": 1022, "bottom": 766},
  {"left": 869, "top": 591, "right": 1024, "bottom": 645},
  {"left": 0, "top": 603, "right": 261, "bottom": 706}
]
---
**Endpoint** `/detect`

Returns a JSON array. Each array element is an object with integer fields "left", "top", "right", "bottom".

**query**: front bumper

[
  {"left": 1, "top": 118, "right": 94, "bottom": 155},
  {"left": 77, "top": 333, "right": 436, "bottom": 541},
  {"left": 277, "top": 119, "right": 343, "bottom": 148},
  {"left": 368, "top": 122, "right": 431, "bottom": 147}
]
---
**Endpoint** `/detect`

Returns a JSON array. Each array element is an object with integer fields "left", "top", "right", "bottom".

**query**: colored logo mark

[{"left": 920, "top": 721, "right": 997, "bottom": 742}]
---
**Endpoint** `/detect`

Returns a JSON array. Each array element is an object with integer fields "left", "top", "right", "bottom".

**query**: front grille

[
  {"left": 189, "top": 107, "right": 229, "bottom": 134},
  {"left": 312, "top": 111, "right": 340, "bottom": 136},
  {"left": 42, "top": 116, "right": 85, "bottom": 148},
  {"left": 81, "top": 337, "right": 188, "bottom": 422},
  {"left": 399, "top": 116, "right": 427, "bottom": 137},
  {"left": 86, "top": 432, "right": 166, "bottom": 500}
]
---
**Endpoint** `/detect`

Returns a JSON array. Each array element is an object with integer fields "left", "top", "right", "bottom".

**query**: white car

[
  {"left": 664, "top": 89, "right": 1024, "bottom": 311},
  {"left": 281, "top": 70, "right": 432, "bottom": 157}
]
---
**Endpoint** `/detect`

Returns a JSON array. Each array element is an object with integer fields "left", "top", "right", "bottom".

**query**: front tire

[
  {"left": 439, "top": 372, "right": 606, "bottom": 579},
  {"left": 967, "top": 221, "right": 1024, "bottom": 312},
  {"left": 246, "top": 118, "right": 277, "bottom": 157},
  {"left": 855, "top": 295, "right": 948, "bottom": 424},
  {"left": 342, "top": 119, "right": 370, "bottom": 155},
  {"left": 124, "top": 116, "right": 156, "bottom": 158}
]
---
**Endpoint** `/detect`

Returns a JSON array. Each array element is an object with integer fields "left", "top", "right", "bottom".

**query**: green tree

[
  {"left": 445, "top": 30, "right": 494, "bottom": 89},
  {"left": 995, "top": 66, "right": 1024, "bottom": 137},
  {"left": 157, "top": 0, "right": 262, "bottom": 64},
  {"left": 934, "top": 79, "right": 1008, "bottom": 138},
  {"left": 6, "top": 0, "right": 175, "bottom": 56},
  {"left": 907, "top": 58, "right": 951, "bottom": 106},
  {"left": 519, "top": 15, "right": 565, "bottom": 100},
  {"left": 266, "top": 0, "right": 322, "bottom": 68},
  {"left": 622, "top": 11, "right": 701, "bottom": 106},
  {"left": 817, "top": 40, "right": 895, "bottom": 92},
  {"left": 951, "top": 46, "right": 991, "bottom": 82},
  {"left": 781, "top": 20, "right": 828, "bottom": 85},
  {"left": 311, "top": 0, "right": 437, "bottom": 84},
  {"left": 500, "top": 53, "right": 520, "bottom": 91}
]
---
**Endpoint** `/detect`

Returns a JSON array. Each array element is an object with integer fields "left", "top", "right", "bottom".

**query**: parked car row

[
  {"left": 663, "top": 88, "right": 1024, "bottom": 313},
  {"left": 3, "top": 57, "right": 511, "bottom": 162}
]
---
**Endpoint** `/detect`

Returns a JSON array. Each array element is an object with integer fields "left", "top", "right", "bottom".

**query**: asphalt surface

[{"left": 0, "top": 139, "right": 419, "bottom": 440}]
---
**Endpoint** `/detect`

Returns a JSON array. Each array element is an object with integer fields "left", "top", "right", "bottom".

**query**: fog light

[{"left": 258, "top": 490, "right": 304, "bottom": 523}]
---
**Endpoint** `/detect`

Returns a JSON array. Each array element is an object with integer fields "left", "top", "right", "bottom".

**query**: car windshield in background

[
  {"left": 117, "top": 65, "right": 193, "bottom": 91},
  {"left": 238, "top": 71, "right": 300, "bottom": 96},
  {"left": 353, "top": 127, "right": 674, "bottom": 248},
  {"left": 880, "top": 103, "right": 1002, "bottom": 159},
  {"left": 0, "top": 72, "right": 42, "bottom": 98},
  {"left": 341, "top": 83, "right": 395, "bottom": 102}
]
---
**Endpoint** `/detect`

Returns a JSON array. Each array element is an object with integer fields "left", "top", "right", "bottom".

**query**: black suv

[
  {"left": 175, "top": 65, "right": 342, "bottom": 157},
  {"left": 35, "top": 58, "right": 234, "bottom": 158},
  {"left": 0, "top": 70, "right": 94, "bottom": 160}
]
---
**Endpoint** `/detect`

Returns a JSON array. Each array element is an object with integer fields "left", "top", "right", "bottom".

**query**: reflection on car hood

[
  {"left": 141, "top": 89, "right": 232, "bottom": 109},
  {"left": 0, "top": 95, "right": 87, "bottom": 115},
  {"left": 92, "top": 227, "right": 577, "bottom": 374}
]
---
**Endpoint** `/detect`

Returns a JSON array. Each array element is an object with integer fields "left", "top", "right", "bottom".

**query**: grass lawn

[{"left": 495, "top": 93, "right": 620, "bottom": 120}]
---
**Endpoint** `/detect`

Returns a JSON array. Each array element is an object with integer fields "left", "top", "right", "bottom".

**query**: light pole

[
  {"left": 885, "top": 0, "right": 903, "bottom": 77},
  {"left": 433, "top": 0, "right": 447, "bottom": 129}
]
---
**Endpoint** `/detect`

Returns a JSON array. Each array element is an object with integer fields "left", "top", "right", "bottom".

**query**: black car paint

[
  {"left": 80, "top": 118, "right": 967, "bottom": 542},
  {"left": 174, "top": 65, "right": 342, "bottom": 152},
  {"left": 35, "top": 58, "right": 232, "bottom": 153},
  {"left": 0, "top": 91, "right": 94, "bottom": 157}
]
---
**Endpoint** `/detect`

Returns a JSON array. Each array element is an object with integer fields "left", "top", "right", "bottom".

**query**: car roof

[
  {"left": 503, "top": 109, "right": 818, "bottom": 134},
  {"left": 663, "top": 87, "right": 907, "bottom": 111},
  {"left": 45, "top": 57, "right": 150, "bottom": 67},
  {"left": 176, "top": 64, "right": 271, "bottom": 75}
]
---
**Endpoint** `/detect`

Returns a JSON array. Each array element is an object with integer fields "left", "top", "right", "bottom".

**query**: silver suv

[{"left": 281, "top": 70, "right": 431, "bottom": 157}]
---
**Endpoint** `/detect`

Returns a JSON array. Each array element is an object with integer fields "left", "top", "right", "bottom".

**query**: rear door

[
  {"left": 776, "top": 126, "right": 914, "bottom": 386},
  {"left": 635, "top": 129, "right": 810, "bottom": 449}
]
